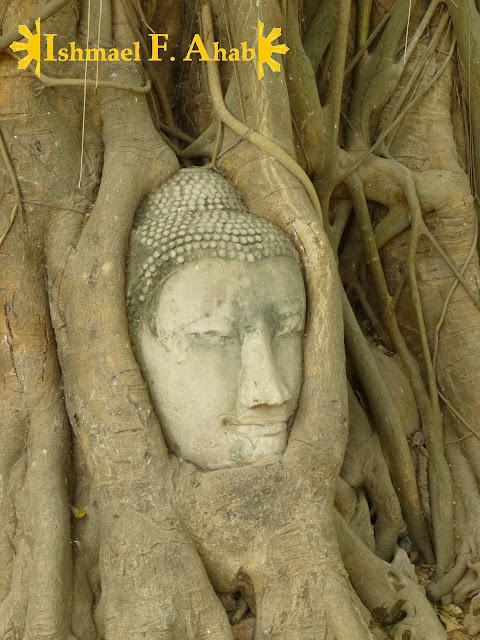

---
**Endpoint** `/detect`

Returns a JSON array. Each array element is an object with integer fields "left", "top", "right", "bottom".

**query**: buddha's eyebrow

[
  {"left": 271, "top": 298, "right": 306, "bottom": 314},
  {"left": 274, "top": 311, "right": 305, "bottom": 326},
  {"left": 184, "top": 313, "right": 232, "bottom": 327},
  {"left": 181, "top": 296, "right": 230, "bottom": 319},
  {"left": 263, "top": 304, "right": 303, "bottom": 328}
]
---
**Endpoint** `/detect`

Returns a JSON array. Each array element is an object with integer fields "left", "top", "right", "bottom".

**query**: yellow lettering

[
  {"left": 228, "top": 48, "right": 240, "bottom": 62},
  {"left": 108, "top": 48, "right": 120, "bottom": 61},
  {"left": 149, "top": 34, "right": 168, "bottom": 61},
  {"left": 85, "top": 47, "right": 106, "bottom": 62},
  {"left": 241, "top": 42, "right": 255, "bottom": 62},
  {"left": 213, "top": 42, "right": 227, "bottom": 61},
  {"left": 44, "top": 34, "right": 57, "bottom": 61},
  {"left": 58, "top": 47, "right": 69, "bottom": 61},
  {"left": 183, "top": 34, "right": 211, "bottom": 62},
  {"left": 121, "top": 48, "right": 132, "bottom": 61},
  {"left": 133, "top": 41, "right": 140, "bottom": 62},
  {"left": 69, "top": 42, "right": 84, "bottom": 61}
]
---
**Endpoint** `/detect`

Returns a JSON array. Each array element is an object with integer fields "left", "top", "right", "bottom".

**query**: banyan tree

[{"left": 1, "top": 0, "right": 480, "bottom": 638}]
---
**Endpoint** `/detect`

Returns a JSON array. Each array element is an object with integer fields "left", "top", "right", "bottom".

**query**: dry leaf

[
  {"left": 443, "top": 604, "right": 463, "bottom": 618},
  {"left": 438, "top": 610, "right": 464, "bottom": 633}
]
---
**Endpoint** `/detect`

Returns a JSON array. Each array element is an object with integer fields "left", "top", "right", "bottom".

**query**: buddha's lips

[{"left": 228, "top": 422, "right": 287, "bottom": 437}]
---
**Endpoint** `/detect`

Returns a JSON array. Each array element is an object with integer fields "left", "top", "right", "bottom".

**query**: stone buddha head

[{"left": 127, "top": 169, "right": 306, "bottom": 470}]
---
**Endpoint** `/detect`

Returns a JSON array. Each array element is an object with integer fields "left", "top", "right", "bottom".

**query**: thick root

[
  {"left": 337, "top": 515, "right": 447, "bottom": 639},
  {"left": 464, "top": 593, "right": 480, "bottom": 636}
]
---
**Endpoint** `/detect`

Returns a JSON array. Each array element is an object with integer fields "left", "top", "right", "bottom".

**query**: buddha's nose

[{"left": 237, "top": 326, "right": 291, "bottom": 409}]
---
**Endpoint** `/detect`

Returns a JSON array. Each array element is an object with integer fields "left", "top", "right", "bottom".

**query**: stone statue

[
  {"left": 127, "top": 168, "right": 306, "bottom": 471},
  {"left": 125, "top": 168, "right": 373, "bottom": 639}
]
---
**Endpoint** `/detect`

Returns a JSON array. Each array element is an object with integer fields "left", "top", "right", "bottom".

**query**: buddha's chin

[
  {"left": 179, "top": 428, "right": 288, "bottom": 471},
  {"left": 222, "top": 429, "right": 288, "bottom": 469}
]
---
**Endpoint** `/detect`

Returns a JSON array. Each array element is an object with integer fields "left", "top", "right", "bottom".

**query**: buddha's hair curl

[{"left": 126, "top": 168, "right": 299, "bottom": 329}]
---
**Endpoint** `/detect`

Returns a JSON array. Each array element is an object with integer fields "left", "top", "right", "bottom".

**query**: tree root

[
  {"left": 0, "top": 0, "right": 72, "bottom": 52},
  {"left": 343, "top": 293, "right": 434, "bottom": 563},
  {"left": 0, "top": 459, "right": 28, "bottom": 639},
  {"left": 464, "top": 593, "right": 480, "bottom": 636},
  {"left": 425, "top": 423, "right": 480, "bottom": 611},
  {"left": 341, "top": 385, "right": 403, "bottom": 560},
  {"left": 337, "top": 514, "right": 447, "bottom": 639}
]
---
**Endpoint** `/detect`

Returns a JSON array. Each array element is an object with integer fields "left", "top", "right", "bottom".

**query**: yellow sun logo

[
  {"left": 257, "top": 20, "right": 289, "bottom": 80},
  {"left": 10, "top": 18, "right": 42, "bottom": 77}
]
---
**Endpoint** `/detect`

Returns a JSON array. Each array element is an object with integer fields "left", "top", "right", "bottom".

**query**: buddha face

[{"left": 137, "top": 256, "right": 306, "bottom": 470}]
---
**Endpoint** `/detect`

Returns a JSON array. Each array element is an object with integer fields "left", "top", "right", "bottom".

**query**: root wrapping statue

[{"left": 123, "top": 167, "right": 447, "bottom": 639}]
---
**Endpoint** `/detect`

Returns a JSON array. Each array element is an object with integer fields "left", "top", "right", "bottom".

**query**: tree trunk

[{"left": 1, "top": 0, "right": 480, "bottom": 638}]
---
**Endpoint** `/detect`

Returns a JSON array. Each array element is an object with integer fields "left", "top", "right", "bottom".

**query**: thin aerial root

[
  {"left": 200, "top": 2, "right": 323, "bottom": 224},
  {"left": 0, "top": 126, "right": 22, "bottom": 249},
  {"left": 340, "top": 37, "right": 456, "bottom": 183},
  {"left": 343, "top": 294, "right": 434, "bottom": 563},
  {"left": 440, "top": 391, "right": 480, "bottom": 442},
  {"left": 433, "top": 214, "right": 479, "bottom": 372},
  {"left": 7, "top": 51, "right": 151, "bottom": 93},
  {"left": 0, "top": 0, "right": 71, "bottom": 52},
  {"left": 352, "top": 280, "right": 389, "bottom": 344},
  {"left": 422, "top": 224, "right": 480, "bottom": 312},
  {"left": 347, "top": 170, "right": 454, "bottom": 574}
]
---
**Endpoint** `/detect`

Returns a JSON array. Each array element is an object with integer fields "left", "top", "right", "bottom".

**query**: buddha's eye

[
  {"left": 188, "top": 330, "right": 235, "bottom": 346},
  {"left": 185, "top": 316, "right": 235, "bottom": 345},
  {"left": 275, "top": 314, "right": 304, "bottom": 338}
]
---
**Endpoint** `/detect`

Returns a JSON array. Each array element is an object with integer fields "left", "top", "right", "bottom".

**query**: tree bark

[{"left": 1, "top": 0, "right": 480, "bottom": 638}]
